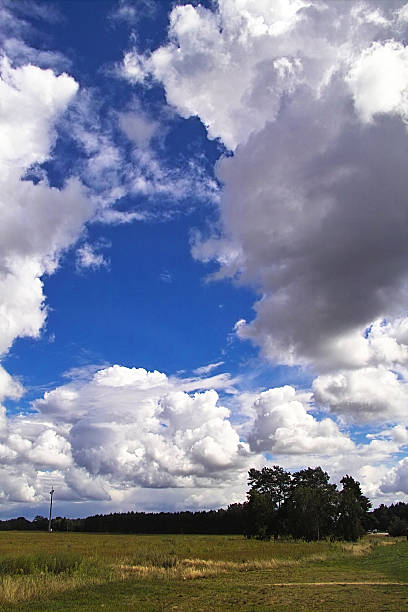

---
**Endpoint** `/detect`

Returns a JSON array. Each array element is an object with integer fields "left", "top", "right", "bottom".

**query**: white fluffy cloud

[
  {"left": 0, "top": 366, "right": 359, "bottom": 507},
  {"left": 347, "top": 40, "right": 408, "bottom": 123},
  {"left": 0, "top": 57, "right": 77, "bottom": 171},
  {"left": 0, "top": 366, "right": 254, "bottom": 508},
  {"left": 0, "top": 364, "right": 405, "bottom": 510},
  {"left": 41, "top": 366, "right": 251, "bottom": 488},
  {"left": 381, "top": 457, "right": 408, "bottom": 495},
  {"left": 248, "top": 385, "right": 353, "bottom": 454},
  {"left": 312, "top": 317, "right": 408, "bottom": 423},
  {"left": 314, "top": 366, "right": 408, "bottom": 424},
  {"left": 0, "top": 366, "right": 23, "bottom": 403},
  {"left": 123, "top": 0, "right": 405, "bottom": 151},
  {"left": 0, "top": 367, "right": 372, "bottom": 508},
  {"left": 0, "top": 57, "right": 94, "bottom": 355},
  {"left": 0, "top": 365, "right": 254, "bottom": 509},
  {"left": 123, "top": 0, "right": 310, "bottom": 149}
]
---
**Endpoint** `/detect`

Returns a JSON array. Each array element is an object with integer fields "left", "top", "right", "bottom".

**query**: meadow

[{"left": 0, "top": 532, "right": 406, "bottom": 611}]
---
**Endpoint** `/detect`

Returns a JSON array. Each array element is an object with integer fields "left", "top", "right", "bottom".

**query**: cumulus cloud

[
  {"left": 313, "top": 366, "right": 408, "bottom": 424},
  {"left": 381, "top": 457, "right": 408, "bottom": 495},
  {"left": 237, "top": 383, "right": 407, "bottom": 504},
  {"left": 128, "top": 1, "right": 406, "bottom": 354},
  {"left": 130, "top": 2, "right": 408, "bottom": 435},
  {"left": 122, "top": 0, "right": 310, "bottom": 149},
  {"left": 347, "top": 40, "right": 408, "bottom": 123},
  {"left": 0, "top": 57, "right": 78, "bottom": 172},
  {"left": 248, "top": 385, "right": 353, "bottom": 454},
  {"left": 311, "top": 317, "right": 408, "bottom": 423},
  {"left": 0, "top": 57, "right": 95, "bottom": 356},
  {"left": 0, "top": 366, "right": 23, "bottom": 402},
  {"left": 55, "top": 366, "right": 250, "bottom": 488},
  {"left": 0, "top": 366, "right": 254, "bottom": 508},
  {"left": 0, "top": 364, "right": 405, "bottom": 510}
]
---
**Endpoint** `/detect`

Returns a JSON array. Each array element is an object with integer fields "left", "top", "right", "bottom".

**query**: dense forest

[{"left": 1, "top": 467, "right": 407, "bottom": 541}]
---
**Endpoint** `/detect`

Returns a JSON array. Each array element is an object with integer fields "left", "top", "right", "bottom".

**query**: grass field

[{"left": 0, "top": 532, "right": 406, "bottom": 611}]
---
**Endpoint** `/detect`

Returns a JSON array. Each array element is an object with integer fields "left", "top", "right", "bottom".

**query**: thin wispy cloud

[{"left": 193, "top": 361, "right": 224, "bottom": 376}]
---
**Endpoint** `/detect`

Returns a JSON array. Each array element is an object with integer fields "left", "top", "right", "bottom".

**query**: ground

[{"left": 0, "top": 532, "right": 406, "bottom": 610}]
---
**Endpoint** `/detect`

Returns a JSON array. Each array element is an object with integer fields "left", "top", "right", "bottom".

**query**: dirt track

[{"left": 267, "top": 582, "right": 408, "bottom": 586}]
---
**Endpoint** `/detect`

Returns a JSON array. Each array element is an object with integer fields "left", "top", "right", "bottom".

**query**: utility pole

[{"left": 48, "top": 486, "right": 54, "bottom": 533}]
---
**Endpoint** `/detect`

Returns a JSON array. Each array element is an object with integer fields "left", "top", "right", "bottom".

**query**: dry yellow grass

[
  {"left": 116, "top": 540, "right": 399, "bottom": 582},
  {"left": 0, "top": 573, "right": 111, "bottom": 605},
  {"left": 340, "top": 541, "right": 373, "bottom": 556},
  {"left": 119, "top": 555, "right": 330, "bottom": 581}
]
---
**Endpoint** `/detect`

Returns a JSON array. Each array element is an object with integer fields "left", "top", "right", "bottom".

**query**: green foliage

[
  {"left": 0, "top": 553, "right": 103, "bottom": 577},
  {"left": 336, "top": 475, "right": 371, "bottom": 541},
  {"left": 247, "top": 466, "right": 291, "bottom": 508},
  {"left": 246, "top": 466, "right": 373, "bottom": 541},
  {"left": 388, "top": 516, "right": 408, "bottom": 537},
  {"left": 32, "top": 517, "right": 48, "bottom": 531},
  {"left": 246, "top": 466, "right": 291, "bottom": 540},
  {"left": 245, "top": 489, "right": 273, "bottom": 539},
  {"left": 286, "top": 467, "right": 338, "bottom": 541},
  {"left": 131, "top": 550, "right": 180, "bottom": 568}
]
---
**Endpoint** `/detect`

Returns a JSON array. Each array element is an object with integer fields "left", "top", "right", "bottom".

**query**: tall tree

[
  {"left": 336, "top": 475, "right": 371, "bottom": 541},
  {"left": 286, "top": 467, "right": 338, "bottom": 540},
  {"left": 246, "top": 466, "right": 292, "bottom": 539},
  {"left": 248, "top": 466, "right": 292, "bottom": 508}
]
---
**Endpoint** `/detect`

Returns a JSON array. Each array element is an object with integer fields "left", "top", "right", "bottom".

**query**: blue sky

[
  {"left": 3, "top": 0, "right": 260, "bottom": 389},
  {"left": 1, "top": 0, "right": 408, "bottom": 518}
]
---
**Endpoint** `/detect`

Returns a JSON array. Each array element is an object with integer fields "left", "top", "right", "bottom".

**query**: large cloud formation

[
  {"left": 5, "top": 364, "right": 399, "bottom": 512},
  {"left": 0, "top": 366, "right": 253, "bottom": 508},
  {"left": 124, "top": 2, "right": 408, "bottom": 421},
  {"left": 0, "top": 364, "right": 402, "bottom": 511},
  {"left": 121, "top": 0, "right": 408, "bottom": 499}
]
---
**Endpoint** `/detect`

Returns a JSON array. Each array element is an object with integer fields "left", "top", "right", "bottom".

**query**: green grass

[
  {"left": 0, "top": 553, "right": 102, "bottom": 576},
  {"left": 0, "top": 532, "right": 407, "bottom": 611}
]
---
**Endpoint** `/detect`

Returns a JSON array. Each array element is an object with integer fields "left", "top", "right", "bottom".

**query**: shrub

[{"left": 388, "top": 517, "right": 408, "bottom": 537}]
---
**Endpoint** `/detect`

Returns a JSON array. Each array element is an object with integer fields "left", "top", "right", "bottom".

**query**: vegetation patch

[
  {"left": 0, "top": 552, "right": 117, "bottom": 606},
  {"left": 0, "top": 533, "right": 407, "bottom": 611}
]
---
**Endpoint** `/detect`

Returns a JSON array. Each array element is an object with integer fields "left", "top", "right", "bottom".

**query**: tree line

[
  {"left": 0, "top": 466, "right": 406, "bottom": 540},
  {"left": 244, "top": 466, "right": 371, "bottom": 541}
]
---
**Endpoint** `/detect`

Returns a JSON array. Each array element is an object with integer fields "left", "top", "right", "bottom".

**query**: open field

[{"left": 0, "top": 532, "right": 406, "bottom": 611}]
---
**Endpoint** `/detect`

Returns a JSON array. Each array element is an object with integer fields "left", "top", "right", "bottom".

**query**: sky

[{"left": 1, "top": 0, "right": 408, "bottom": 520}]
